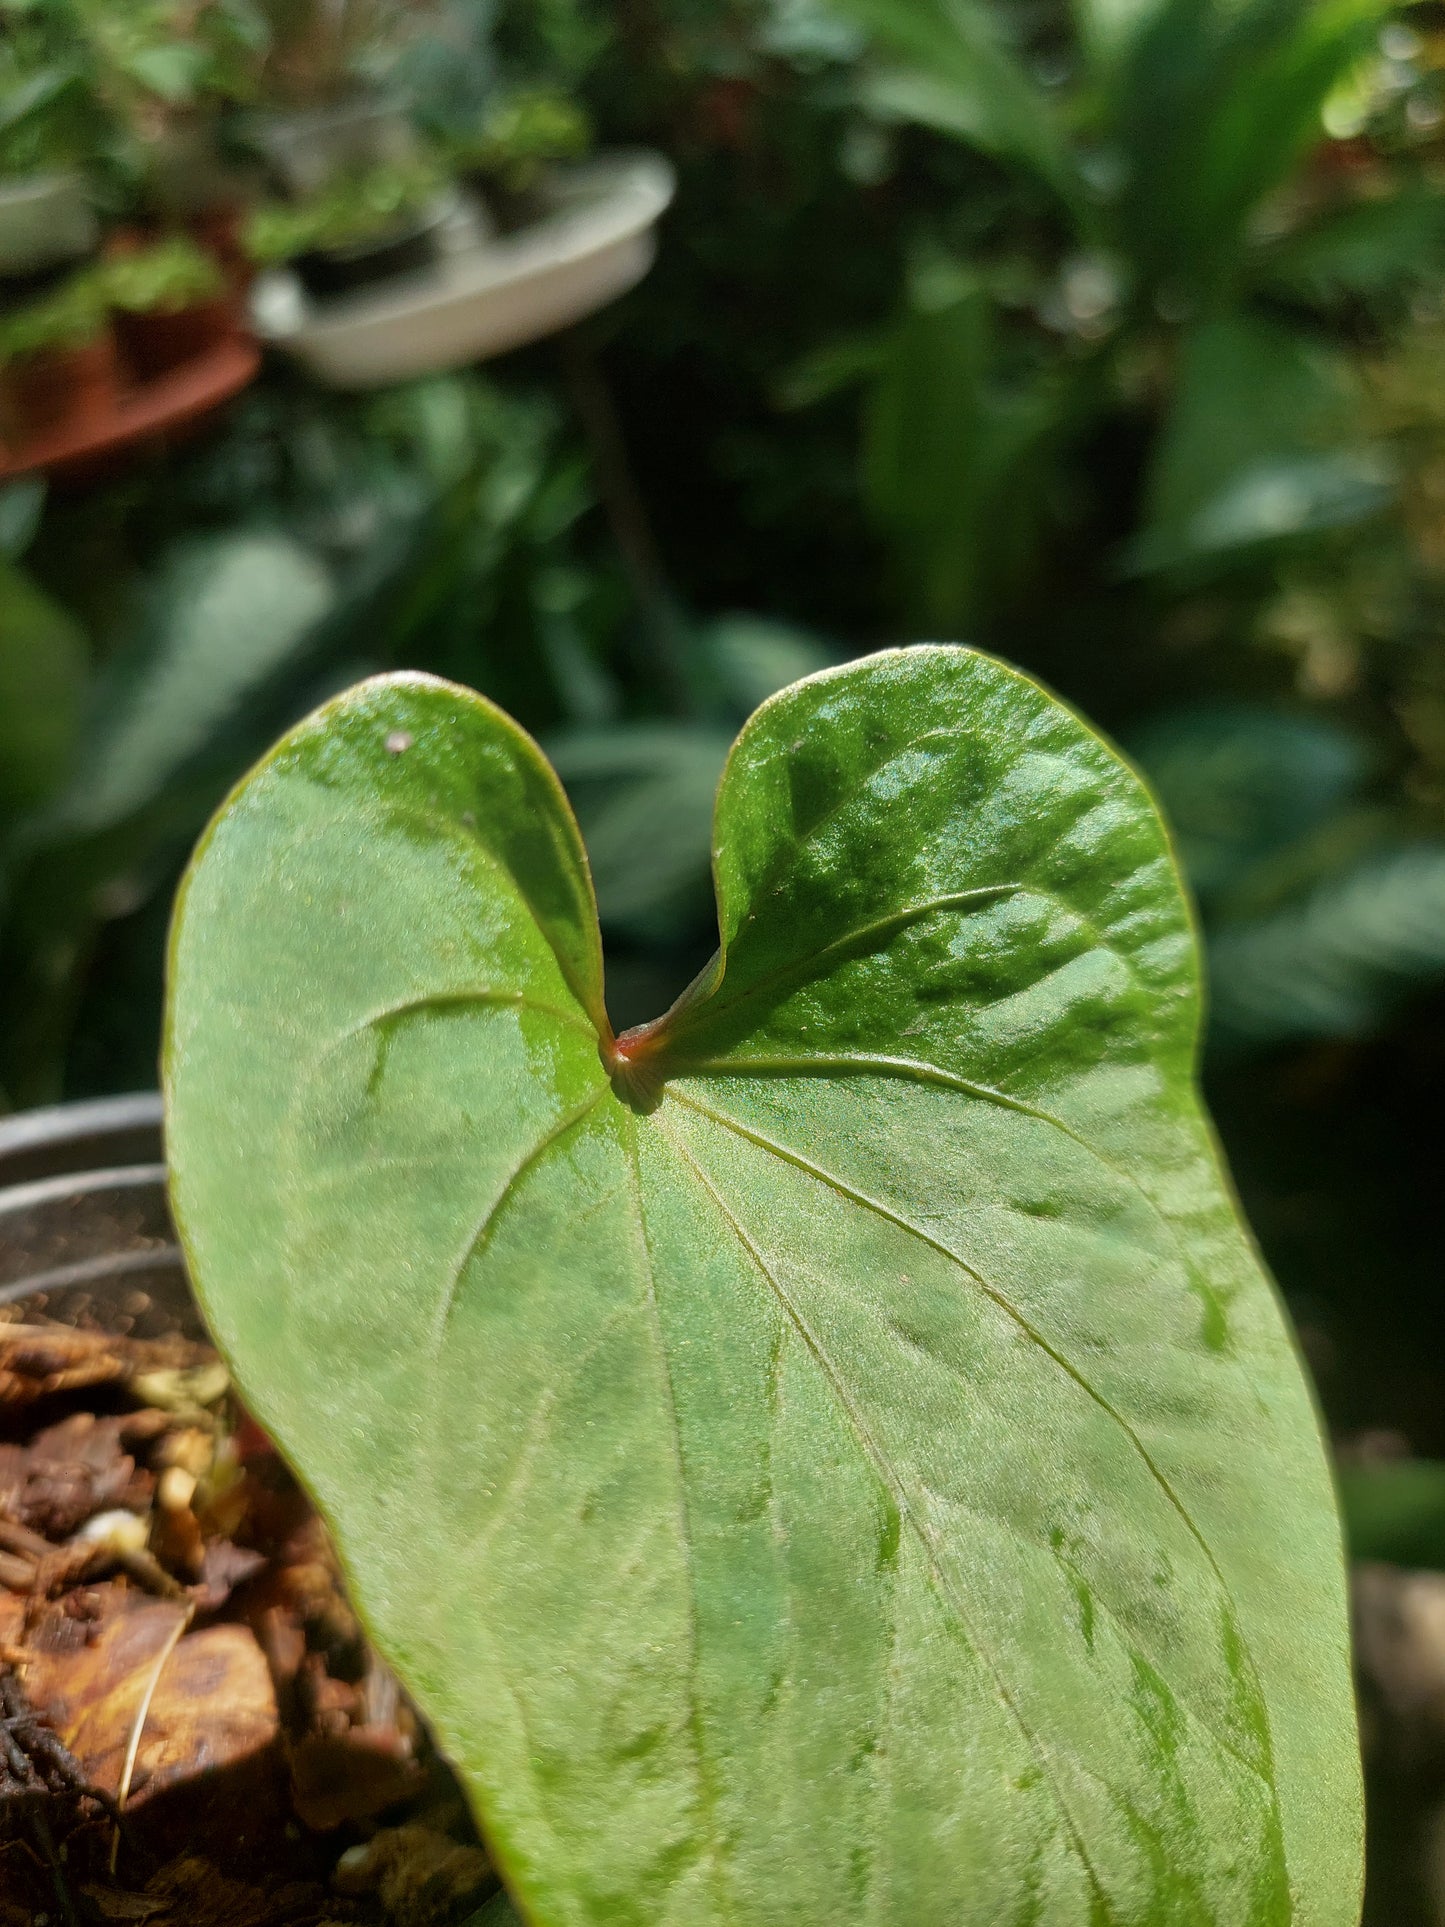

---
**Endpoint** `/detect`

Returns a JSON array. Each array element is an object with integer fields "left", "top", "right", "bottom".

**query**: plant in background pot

[
  {"left": 244, "top": 153, "right": 450, "bottom": 298},
  {"left": 249, "top": 0, "right": 414, "bottom": 111},
  {"left": 244, "top": 88, "right": 420, "bottom": 198},
  {"left": 163, "top": 647, "right": 1364, "bottom": 1925},
  {"left": 0, "top": 0, "right": 256, "bottom": 205},
  {"left": 445, "top": 88, "right": 592, "bottom": 232},
  {"left": 104, "top": 234, "right": 235, "bottom": 375},
  {"left": 397, "top": 2, "right": 594, "bottom": 233},
  {"left": 242, "top": 0, "right": 423, "bottom": 197},
  {"left": 0, "top": 266, "right": 117, "bottom": 448}
]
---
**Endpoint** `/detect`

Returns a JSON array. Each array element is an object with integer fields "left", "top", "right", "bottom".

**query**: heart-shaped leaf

[{"left": 164, "top": 647, "right": 1360, "bottom": 1926}]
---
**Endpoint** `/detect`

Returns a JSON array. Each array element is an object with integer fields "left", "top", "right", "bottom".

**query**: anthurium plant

[{"left": 163, "top": 646, "right": 1362, "bottom": 1926}]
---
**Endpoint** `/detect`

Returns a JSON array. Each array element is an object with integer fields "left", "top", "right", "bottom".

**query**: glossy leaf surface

[{"left": 165, "top": 648, "right": 1360, "bottom": 1926}]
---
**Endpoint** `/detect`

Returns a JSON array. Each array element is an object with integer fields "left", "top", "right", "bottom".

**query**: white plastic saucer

[{"left": 249, "top": 151, "right": 676, "bottom": 389}]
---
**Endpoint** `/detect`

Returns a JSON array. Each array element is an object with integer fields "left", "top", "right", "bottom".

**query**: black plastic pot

[
  {"left": 0, "top": 1092, "right": 199, "bottom": 1339},
  {"left": 293, "top": 210, "right": 445, "bottom": 300},
  {"left": 0, "top": 256, "right": 83, "bottom": 304}
]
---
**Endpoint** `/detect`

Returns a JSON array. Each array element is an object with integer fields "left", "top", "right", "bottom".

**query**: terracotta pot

[
  {"left": 0, "top": 327, "right": 121, "bottom": 449},
  {"left": 116, "top": 296, "right": 240, "bottom": 378},
  {"left": 103, "top": 223, "right": 153, "bottom": 258},
  {"left": 187, "top": 201, "right": 258, "bottom": 291}
]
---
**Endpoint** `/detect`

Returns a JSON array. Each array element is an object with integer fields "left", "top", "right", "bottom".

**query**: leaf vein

[
  {"left": 341, "top": 985, "right": 598, "bottom": 1050},
  {"left": 431, "top": 1089, "right": 606, "bottom": 1347},
  {"left": 679, "top": 887, "right": 1021, "bottom": 1036},
  {"left": 464, "top": 1300, "right": 646, "bottom": 1562},
  {"left": 369, "top": 796, "right": 603, "bottom": 1029},
  {"left": 678, "top": 1049, "right": 1185, "bottom": 1253}
]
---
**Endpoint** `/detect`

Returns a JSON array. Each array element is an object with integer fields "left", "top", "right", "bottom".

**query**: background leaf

[
  {"left": 862, "top": 275, "right": 1070, "bottom": 628},
  {"left": 1130, "top": 314, "right": 1393, "bottom": 572},
  {"left": 1105, "top": 0, "right": 1386, "bottom": 294},
  {"left": 0, "top": 479, "right": 46, "bottom": 560},
  {"left": 1341, "top": 1460, "right": 1445, "bottom": 1569},
  {"left": 1206, "top": 841, "right": 1445, "bottom": 1048},
  {"left": 0, "top": 558, "right": 89, "bottom": 823},
  {"left": 548, "top": 722, "right": 734, "bottom": 939},
  {"left": 703, "top": 612, "right": 836, "bottom": 715},
  {"left": 36, "top": 530, "right": 334, "bottom": 842},
  {"left": 831, "top": 0, "right": 1079, "bottom": 199},
  {"left": 1129, "top": 705, "right": 1371, "bottom": 904},
  {"left": 1261, "top": 188, "right": 1445, "bottom": 309}
]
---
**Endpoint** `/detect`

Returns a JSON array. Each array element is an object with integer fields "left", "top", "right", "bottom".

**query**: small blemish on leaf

[
  {"left": 877, "top": 1502, "right": 901, "bottom": 1571},
  {"left": 1196, "top": 1285, "right": 1230, "bottom": 1352},
  {"left": 385, "top": 730, "right": 414, "bottom": 755}
]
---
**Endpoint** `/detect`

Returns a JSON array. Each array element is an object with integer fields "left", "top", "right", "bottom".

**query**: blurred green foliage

[
  {"left": 1343, "top": 1456, "right": 1445, "bottom": 1565},
  {"left": 1, "top": 0, "right": 1444, "bottom": 1278},
  {"left": 0, "top": 0, "right": 268, "bottom": 191}
]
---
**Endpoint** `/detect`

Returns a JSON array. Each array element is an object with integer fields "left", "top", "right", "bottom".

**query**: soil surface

[
  {"left": 0, "top": 1311, "right": 497, "bottom": 1927},
  {"left": 7, "top": 1301, "right": 1444, "bottom": 1924}
]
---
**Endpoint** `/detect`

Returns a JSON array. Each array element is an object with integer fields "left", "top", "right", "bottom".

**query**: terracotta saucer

[{"left": 0, "top": 335, "right": 261, "bottom": 483}]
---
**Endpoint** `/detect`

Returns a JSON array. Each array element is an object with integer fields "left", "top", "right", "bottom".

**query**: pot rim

[
  {"left": 0, "top": 1090, "right": 163, "bottom": 1185},
  {"left": 0, "top": 1091, "right": 191, "bottom": 1323}
]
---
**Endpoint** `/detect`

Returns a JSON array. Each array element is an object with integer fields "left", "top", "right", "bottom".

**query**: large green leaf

[{"left": 164, "top": 648, "right": 1360, "bottom": 1926}]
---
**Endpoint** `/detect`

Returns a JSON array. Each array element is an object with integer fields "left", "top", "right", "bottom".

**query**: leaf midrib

[
  {"left": 669, "top": 885, "right": 1021, "bottom": 1046},
  {"left": 623, "top": 1105, "right": 738, "bottom": 1923},
  {"left": 432, "top": 1088, "right": 607, "bottom": 1346}
]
